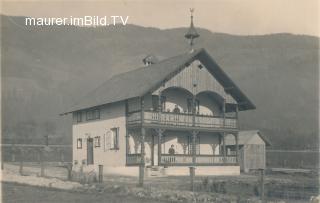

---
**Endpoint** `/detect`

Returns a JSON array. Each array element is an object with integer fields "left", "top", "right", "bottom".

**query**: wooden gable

[{"left": 153, "top": 59, "right": 237, "bottom": 104}]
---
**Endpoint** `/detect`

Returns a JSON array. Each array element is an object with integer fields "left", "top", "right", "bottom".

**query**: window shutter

[{"left": 104, "top": 131, "right": 111, "bottom": 151}]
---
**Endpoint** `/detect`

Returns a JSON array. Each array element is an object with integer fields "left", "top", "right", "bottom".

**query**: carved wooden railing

[
  {"left": 127, "top": 111, "right": 237, "bottom": 129},
  {"left": 126, "top": 154, "right": 141, "bottom": 165},
  {"left": 160, "top": 154, "right": 237, "bottom": 166},
  {"left": 126, "top": 154, "right": 237, "bottom": 166}
]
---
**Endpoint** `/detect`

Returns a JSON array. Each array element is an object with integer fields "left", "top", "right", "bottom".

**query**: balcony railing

[
  {"left": 126, "top": 154, "right": 141, "bottom": 165},
  {"left": 160, "top": 154, "right": 237, "bottom": 166},
  {"left": 127, "top": 111, "right": 237, "bottom": 129},
  {"left": 126, "top": 154, "right": 237, "bottom": 166}
]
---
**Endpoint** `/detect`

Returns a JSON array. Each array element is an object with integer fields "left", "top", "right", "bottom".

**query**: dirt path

[{"left": 2, "top": 182, "right": 167, "bottom": 203}]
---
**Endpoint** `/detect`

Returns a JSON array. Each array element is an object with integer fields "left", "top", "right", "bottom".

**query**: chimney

[{"left": 143, "top": 54, "right": 159, "bottom": 66}]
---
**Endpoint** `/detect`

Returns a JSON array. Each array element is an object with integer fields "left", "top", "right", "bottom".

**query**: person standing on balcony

[
  {"left": 173, "top": 105, "right": 180, "bottom": 124},
  {"left": 168, "top": 144, "right": 176, "bottom": 163},
  {"left": 169, "top": 144, "right": 175, "bottom": 155},
  {"left": 173, "top": 105, "right": 180, "bottom": 113}
]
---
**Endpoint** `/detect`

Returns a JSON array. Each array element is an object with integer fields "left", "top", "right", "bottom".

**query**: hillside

[{"left": 1, "top": 15, "right": 319, "bottom": 148}]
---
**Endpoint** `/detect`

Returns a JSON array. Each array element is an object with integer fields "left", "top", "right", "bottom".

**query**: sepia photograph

[{"left": 1, "top": 0, "right": 319, "bottom": 202}]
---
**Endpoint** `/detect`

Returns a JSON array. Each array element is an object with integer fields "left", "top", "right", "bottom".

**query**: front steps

[{"left": 145, "top": 166, "right": 167, "bottom": 177}]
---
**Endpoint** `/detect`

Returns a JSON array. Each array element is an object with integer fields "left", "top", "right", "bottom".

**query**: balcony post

[
  {"left": 235, "top": 133, "right": 239, "bottom": 163},
  {"left": 190, "top": 81, "right": 197, "bottom": 192},
  {"left": 235, "top": 104, "right": 239, "bottom": 128},
  {"left": 235, "top": 105, "right": 239, "bottom": 163},
  {"left": 157, "top": 88, "right": 163, "bottom": 166},
  {"left": 190, "top": 130, "right": 197, "bottom": 191},
  {"left": 139, "top": 96, "right": 145, "bottom": 187},
  {"left": 157, "top": 129, "right": 163, "bottom": 166},
  {"left": 222, "top": 132, "right": 226, "bottom": 161},
  {"left": 222, "top": 99, "right": 226, "bottom": 128}
]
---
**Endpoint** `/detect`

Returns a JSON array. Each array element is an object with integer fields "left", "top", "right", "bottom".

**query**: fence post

[
  {"left": 259, "top": 168, "right": 265, "bottom": 202},
  {"left": 11, "top": 145, "right": 16, "bottom": 162},
  {"left": 98, "top": 165, "right": 103, "bottom": 183},
  {"left": 60, "top": 151, "right": 65, "bottom": 163},
  {"left": 67, "top": 163, "right": 72, "bottom": 181},
  {"left": 19, "top": 149, "right": 23, "bottom": 175},
  {"left": 40, "top": 150, "right": 45, "bottom": 177},
  {"left": 189, "top": 166, "right": 195, "bottom": 192}
]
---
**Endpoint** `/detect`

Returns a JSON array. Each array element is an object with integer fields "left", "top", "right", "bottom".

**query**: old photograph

[{"left": 1, "top": 0, "right": 319, "bottom": 202}]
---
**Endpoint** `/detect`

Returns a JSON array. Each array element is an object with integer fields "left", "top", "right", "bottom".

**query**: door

[{"left": 87, "top": 138, "right": 94, "bottom": 165}]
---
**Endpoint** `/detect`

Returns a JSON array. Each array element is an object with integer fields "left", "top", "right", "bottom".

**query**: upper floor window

[
  {"left": 86, "top": 108, "right": 100, "bottom": 121},
  {"left": 110, "top": 128, "right": 119, "bottom": 150},
  {"left": 76, "top": 112, "right": 82, "bottom": 123},
  {"left": 187, "top": 98, "right": 200, "bottom": 114}
]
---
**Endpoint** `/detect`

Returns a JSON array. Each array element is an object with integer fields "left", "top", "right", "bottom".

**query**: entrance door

[{"left": 87, "top": 138, "right": 94, "bottom": 165}]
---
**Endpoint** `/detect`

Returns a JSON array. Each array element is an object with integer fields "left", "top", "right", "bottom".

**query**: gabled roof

[
  {"left": 225, "top": 130, "right": 272, "bottom": 146},
  {"left": 63, "top": 48, "right": 255, "bottom": 114}
]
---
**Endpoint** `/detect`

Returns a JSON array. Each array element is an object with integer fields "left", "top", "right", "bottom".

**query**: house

[
  {"left": 225, "top": 130, "right": 271, "bottom": 173},
  {"left": 62, "top": 12, "right": 256, "bottom": 177}
]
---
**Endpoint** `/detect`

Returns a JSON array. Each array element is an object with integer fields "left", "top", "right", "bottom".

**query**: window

[
  {"left": 77, "top": 138, "right": 82, "bottom": 149},
  {"left": 76, "top": 112, "right": 82, "bottom": 122},
  {"left": 187, "top": 98, "right": 200, "bottom": 114},
  {"left": 110, "top": 128, "right": 119, "bottom": 150},
  {"left": 86, "top": 108, "right": 100, "bottom": 121},
  {"left": 152, "top": 95, "right": 166, "bottom": 111},
  {"left": 94, "top": 136, "right": 101, "bottom": 147}
]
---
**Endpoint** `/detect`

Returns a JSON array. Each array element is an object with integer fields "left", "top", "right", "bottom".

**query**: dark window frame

[
  {"left": 86, "top": 108, "right": 100, "bottom": 121},
  {"left": 76, "top": 112, "right": 82, "bottom": 123}
]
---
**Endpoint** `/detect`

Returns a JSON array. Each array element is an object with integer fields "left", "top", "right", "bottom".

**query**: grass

[{"left": 2, "top": 182, "right": 166, "bottom": 203}]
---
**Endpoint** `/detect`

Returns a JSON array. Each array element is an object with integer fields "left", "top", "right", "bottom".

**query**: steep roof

[
  {"left": 63, "top": 48, "right": 255, "bottom": 114},
  {"left": 225, "top": 130, "right": 272, "bottom": 146}
]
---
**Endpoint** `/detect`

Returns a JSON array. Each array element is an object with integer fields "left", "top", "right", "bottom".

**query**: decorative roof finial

[{"left": 184, "top": 8, "right": 200, "bottom": 52}]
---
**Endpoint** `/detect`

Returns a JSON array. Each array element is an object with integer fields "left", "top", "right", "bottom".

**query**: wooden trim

[
  {"left": 142, "top": 110, "right": 236, "bottom": 119},
  {"left": 159, "top": 163, "right": 238, "bottom": 166},
  {"left": 160, "top": 154, "right": 236, "bottom": 157}
]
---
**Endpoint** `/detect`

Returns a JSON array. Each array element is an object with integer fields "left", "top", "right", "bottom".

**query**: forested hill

[{"left": 2, "top": 15, "right": 319, "bottom": 149}]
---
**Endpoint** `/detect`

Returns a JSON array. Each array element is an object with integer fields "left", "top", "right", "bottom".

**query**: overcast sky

[{"left": 2, "top": 0, "right": 319, "bottom": 37}]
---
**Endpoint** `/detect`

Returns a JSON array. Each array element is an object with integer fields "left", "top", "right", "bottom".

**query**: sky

[{"left": 1, "top": 0, "right": 319, "bottom": 37}]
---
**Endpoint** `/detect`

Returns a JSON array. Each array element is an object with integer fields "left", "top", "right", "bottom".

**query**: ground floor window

[
  {"left": 110, "top": 128, "right": 119, "bottom": 150},
  {"left": 94, "top": 136, "right": 101, "bottom": 147},
  {"left": 77, "top": 138, "right": 82, "bottom": 149}
]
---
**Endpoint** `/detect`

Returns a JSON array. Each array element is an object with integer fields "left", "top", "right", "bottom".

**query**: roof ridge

[{"left": 108, "top": 49, "right": 202, "bottom": 79}]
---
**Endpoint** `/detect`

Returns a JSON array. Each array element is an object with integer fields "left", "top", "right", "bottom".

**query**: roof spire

[{"left": 184, "top": 8, "right": 200, "bottom": 52}]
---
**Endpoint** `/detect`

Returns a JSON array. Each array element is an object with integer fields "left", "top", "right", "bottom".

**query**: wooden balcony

[
  {"left": 126, "top": 154, "right": 237, "bottom": 166},
  {"left": 127, "top": 111, "right": 237, "bottom": 130}
]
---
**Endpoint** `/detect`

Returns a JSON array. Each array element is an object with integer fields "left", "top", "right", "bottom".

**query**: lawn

[{"left": 2, "top": 182, "right": 166, "bottom": 203}]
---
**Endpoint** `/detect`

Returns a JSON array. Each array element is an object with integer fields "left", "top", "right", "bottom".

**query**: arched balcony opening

[
  {"left": 196, "top": 91, "right": 224, "bottom": 116},
  {"left": 160, "top": 86, "right": 193, "bottom": 113}
]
